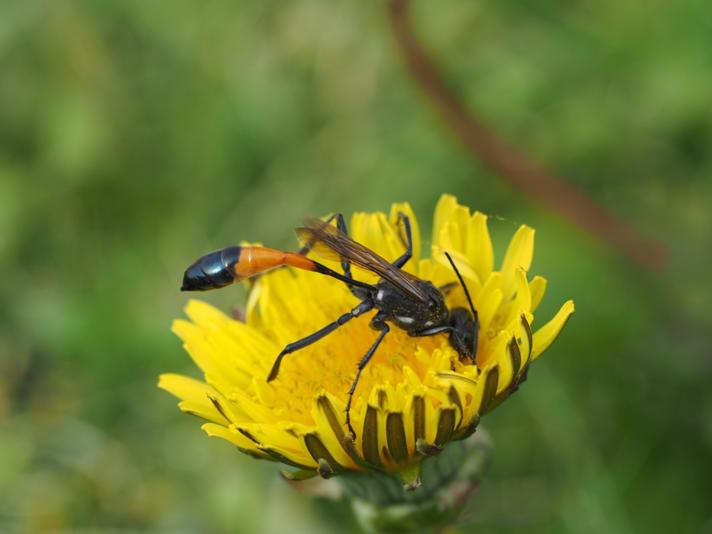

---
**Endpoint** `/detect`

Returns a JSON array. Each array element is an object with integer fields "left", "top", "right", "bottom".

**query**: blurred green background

[{"left": 1, "top": 0, "right": 711, "bottom": 532}]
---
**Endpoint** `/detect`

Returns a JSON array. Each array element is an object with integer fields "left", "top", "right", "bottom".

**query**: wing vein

[{"left": 296, "top": 218, "right": 429, "bottom": 303}]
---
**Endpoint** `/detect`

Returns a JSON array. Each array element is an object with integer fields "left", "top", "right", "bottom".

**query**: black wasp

[{"left": 181, "top": 212, "right": 479, "bottom": 436}]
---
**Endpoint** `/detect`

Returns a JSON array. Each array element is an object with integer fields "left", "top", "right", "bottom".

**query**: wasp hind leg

[
  {"left": 344, "top": 313, "right": 390, "bottom": 437},
  {"left": 297, "top": 213, "right": 339, "bottom": 256},
  {"left": 299, "top": 212, "right": 368, "bottom": 299},
  {"left": 391, "top": 213, "right": 413, "bottom": 269}
]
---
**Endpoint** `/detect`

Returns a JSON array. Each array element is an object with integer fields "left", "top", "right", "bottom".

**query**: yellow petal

[
  {"left": 350, "top": 211, "right": 397, "bottom": 282},
  {"left": 474, "top": 272, "right": 503, "bottom": 330},
  {"left": 435, "top": 371, "right": 479, "bottom": 433},
  {"left": 415, "top": 258, "right": 452, "bottom": 288},
  {"left": 466, "top": 211, "right": 494, "bottom": 283},
  {"left": 432, "top": 195, "right": 470, "bottom": 253},
  {"left": 184, "top": 299, "right": 234, "bottom": 332},
  {"left": 158, "top": 373, "right": 228, "bottom": 425},
  {"left": 479, "top": 330, "right": 510, "bottom": 383},
  {"left": 515, "top": 313, "right": 534, "bottom": 370},
  {"left": 532, "top": 300, "right": 575, "bottom": 360},
  {"left": 432, "top": 194, "right": 460, "bottom": 248},
  {"left": 501, "top": 269, "right": 532, "bottom": 328},
  {"left": 202, "top": 423, "right": 267, "bottom": 456},
  {"left": 501, "top": 225, "right": 535, "bottom": 291},
  {"left": 159, "top": 373, "right": 215, "bottom": 403},
  {"left": 240, "top": 422, "right": 316, "bottom": 468},
  {"left": 470, "top": 364, "right": 500, "bottom": 415},
  {"left": 311, "top": 393, "right": 360, "bottom": 469},
  {"left": 172, "top": 320, "right": 250, "bottom": 389},
  {"left": 529, "top": 276, "right": 547, "bottom": 312},
  {"left": 432, "top": 246, "right": 482, "bottom": 287}
]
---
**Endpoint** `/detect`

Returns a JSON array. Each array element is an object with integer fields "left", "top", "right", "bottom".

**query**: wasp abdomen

[
  {"left": 181, "top": 246, "right": 242, "bottom": 291},
  {"left": 181, "top": 246, "right": 322, "bottom": 291}
]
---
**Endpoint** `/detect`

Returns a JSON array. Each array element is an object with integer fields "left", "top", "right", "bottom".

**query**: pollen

[{"left": 160, "top": 195, "right": 574, "bottom": 481}]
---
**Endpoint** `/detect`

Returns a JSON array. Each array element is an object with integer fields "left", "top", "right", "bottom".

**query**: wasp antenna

[{"left": 443, "top": 252, "right": 478, "bottom": 322}]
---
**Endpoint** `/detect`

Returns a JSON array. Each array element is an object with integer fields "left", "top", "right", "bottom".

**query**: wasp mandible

[{"left": 181, "top": 213, "right": 479, "bottom": 436}]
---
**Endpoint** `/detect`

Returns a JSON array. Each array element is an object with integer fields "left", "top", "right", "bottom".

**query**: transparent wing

[{"left": 296, "top": 218, "right": 429, "bottom": 303}]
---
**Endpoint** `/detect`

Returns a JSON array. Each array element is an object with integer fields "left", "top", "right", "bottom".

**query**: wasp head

[{"left": 448, "top": 307, "right": 478, "bottom": 362}]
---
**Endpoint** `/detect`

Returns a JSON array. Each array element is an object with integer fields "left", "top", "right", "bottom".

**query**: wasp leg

[
  {"left": 332, "top": 213, "right": 353, "bottom": 277},
  {"left": 297, "top": 213, "right": 339, "bottom": 255},
  {"left": 331, "top": 213, "right": 370, "bottom": 299},
  {"left": 391, "top": 213, "right": 413, "bottom": 269},
  {"left": 298, "top": 213, "right": 368, "bottom": 299},
  {"left": 345, "top": 318, "right": 390, "bottom": 437},
  {"left": 267, "top": 300, "right": 374, "bottom": 382}
]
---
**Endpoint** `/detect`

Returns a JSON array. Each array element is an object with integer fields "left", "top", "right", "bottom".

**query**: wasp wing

[{"left": 296, "top": 218, "right": 430, "bottom": 303}]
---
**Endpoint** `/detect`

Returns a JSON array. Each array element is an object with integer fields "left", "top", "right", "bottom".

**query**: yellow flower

[{"left": 160, "top": 194, "right": 574, "bottom": 483}]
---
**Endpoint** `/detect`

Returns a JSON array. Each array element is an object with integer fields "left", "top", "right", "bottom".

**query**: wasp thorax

[{"left": 373, "top": 280, "right": 449, "bottom": 334}]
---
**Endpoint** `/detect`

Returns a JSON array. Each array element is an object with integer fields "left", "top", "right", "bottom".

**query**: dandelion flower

[{"left": 159, "top": 194, "right": 574, "bottom": 485}]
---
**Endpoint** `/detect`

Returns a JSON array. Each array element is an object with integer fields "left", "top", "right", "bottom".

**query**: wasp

[{"left": 181, "top": 213, "right": 479, "bottom": 436}]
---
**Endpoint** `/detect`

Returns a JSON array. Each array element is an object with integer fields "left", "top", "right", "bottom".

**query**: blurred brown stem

[{"left": 386, "top": 0, "right": 666, "bottom": 271}]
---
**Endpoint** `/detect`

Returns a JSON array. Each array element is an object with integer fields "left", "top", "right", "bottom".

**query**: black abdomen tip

[{"left": 181, "top": 246, "right": 241, "bottom": 291}]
